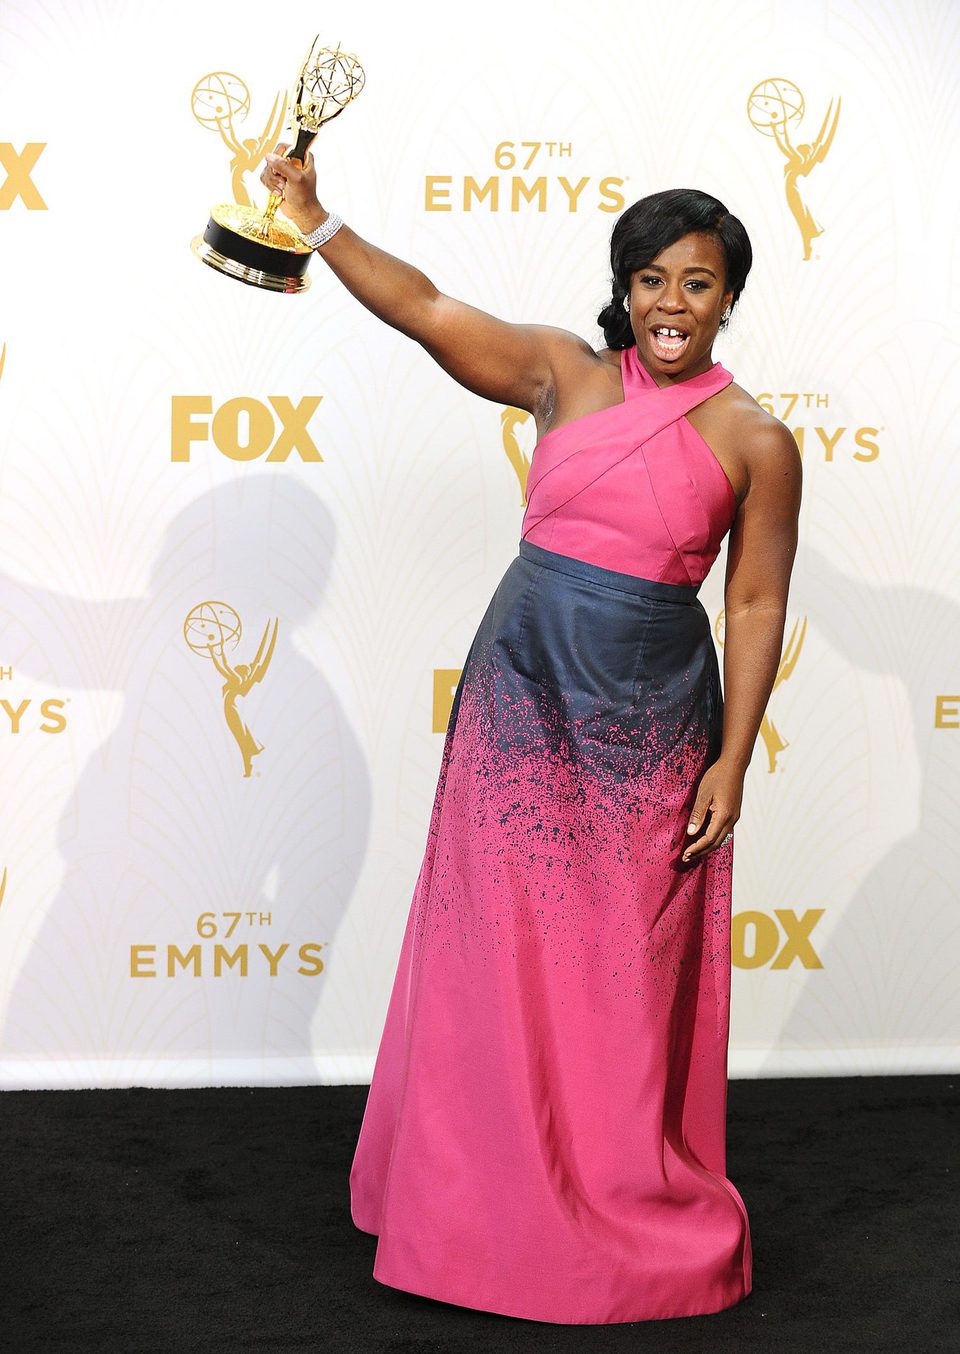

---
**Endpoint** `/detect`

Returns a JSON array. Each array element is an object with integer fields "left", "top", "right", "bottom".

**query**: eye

[{"left": 638, "top": 275, "right": 710, "bottom": 290}]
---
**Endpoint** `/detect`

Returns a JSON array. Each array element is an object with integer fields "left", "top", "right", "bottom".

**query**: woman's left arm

[{"left": 683, "top": 419, "right": 802, "bottom": 862}]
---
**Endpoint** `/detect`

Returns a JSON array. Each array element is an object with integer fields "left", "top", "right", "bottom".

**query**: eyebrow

[{"left": 643, "top": 264, "right": 718, "bottom": 278}]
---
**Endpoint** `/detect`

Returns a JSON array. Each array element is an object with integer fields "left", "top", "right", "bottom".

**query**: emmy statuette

[{"left": 191, "top": 39, "right": 364, "bottom": 293}]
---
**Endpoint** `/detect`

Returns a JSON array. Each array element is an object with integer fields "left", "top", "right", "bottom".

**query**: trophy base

[{"left": 191, "top": 203, "right": 314, "bottom": 294}]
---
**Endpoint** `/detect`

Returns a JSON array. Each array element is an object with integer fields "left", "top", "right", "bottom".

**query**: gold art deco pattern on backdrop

[{"left": 0, "top": 0, "right": 957, "bottom": 1086}]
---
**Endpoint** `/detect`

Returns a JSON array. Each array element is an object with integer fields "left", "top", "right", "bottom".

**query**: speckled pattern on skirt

[{"left": 350, "top": 538, "right": 751, "bottom": 1325}]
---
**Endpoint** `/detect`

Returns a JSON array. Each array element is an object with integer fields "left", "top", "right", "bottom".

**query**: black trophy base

[{"left": 191, "top": 208, "right": 313, "bottom": 294}]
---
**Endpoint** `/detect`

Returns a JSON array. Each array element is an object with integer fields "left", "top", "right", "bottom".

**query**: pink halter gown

[{"left": 349, "top": 343, "right": 753, "bottom": 1323}]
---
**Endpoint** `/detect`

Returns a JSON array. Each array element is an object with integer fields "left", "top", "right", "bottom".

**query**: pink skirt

[{"left": 349, "top": 540, "right": 752, "bottom": 1324}]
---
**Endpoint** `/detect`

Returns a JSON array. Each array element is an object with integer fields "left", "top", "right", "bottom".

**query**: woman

[{"left": 262, "top": 150, "right": 802, "bottom": 1325}]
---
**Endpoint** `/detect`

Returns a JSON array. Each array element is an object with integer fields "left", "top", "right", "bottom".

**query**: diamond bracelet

[{"left": 301, "top": 212, "right": 344, "bottom": 249}]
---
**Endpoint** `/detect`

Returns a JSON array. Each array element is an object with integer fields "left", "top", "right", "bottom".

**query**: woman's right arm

[{"left": 262, "top": 147, "right": 592, "bottom": 416}]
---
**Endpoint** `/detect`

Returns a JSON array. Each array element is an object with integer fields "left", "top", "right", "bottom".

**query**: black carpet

[{"left": 1, "top": 1075, "right": 956, "bottom": 1353}]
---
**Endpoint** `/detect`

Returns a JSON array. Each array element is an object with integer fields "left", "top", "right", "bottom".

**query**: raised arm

[{"left": 261, "top": 147, "right": 590, "bottom": 416}]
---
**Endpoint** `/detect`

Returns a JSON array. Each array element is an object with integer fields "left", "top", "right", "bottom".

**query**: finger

[
  {"left": 266, "top": 151, "right": 305, "bottom": 181},
  {"left": 273, "top": 142, "right": 290, "bottom": 156},
  {"left": 682, "top": 790, "right": 709, "bottom": 839},
  {"left": 682, "top": 817, "right": 734, "bottom": 862},
  {"left": 686, "top": 794, "right": 714, "bottom": 837},
  {"left": 262, "top": 154, "right": 292, "bottom": 192},
  {"left": 682, "top": 805, "right": 724, "bottom": 850}
]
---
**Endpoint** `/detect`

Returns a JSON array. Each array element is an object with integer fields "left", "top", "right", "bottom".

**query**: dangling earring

[
  {"left": 622, "top": 296, "right": 630, "bottom": 312},
  {"left": 722, "top": 307, "right": 731, "bottom": 321}
]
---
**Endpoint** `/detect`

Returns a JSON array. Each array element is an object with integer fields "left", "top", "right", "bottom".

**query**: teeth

[{"left": 654, "top": 327, "right": 686, "bottom": 337}]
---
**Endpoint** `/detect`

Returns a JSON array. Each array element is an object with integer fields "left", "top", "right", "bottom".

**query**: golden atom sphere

[
  {"left": 184, "top": 601, "right": 242, "bottom": 656},
  {"left": 191, "top": 72, "right": 251, "bottom": 129},
  {"left": 747, "top": 78, "right": 805, "bottom": 135}
]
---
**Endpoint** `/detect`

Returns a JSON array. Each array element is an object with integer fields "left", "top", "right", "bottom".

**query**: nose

[{"left": 656, "top": 285, "right": 687, "bottom": 314}]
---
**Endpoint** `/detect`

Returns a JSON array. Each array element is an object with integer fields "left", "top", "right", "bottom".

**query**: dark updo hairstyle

[{"left": 597, "top": 188, "right": 753, "bottom": 349}]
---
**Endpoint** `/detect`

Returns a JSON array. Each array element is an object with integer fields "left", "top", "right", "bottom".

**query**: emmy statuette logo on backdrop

[
  {"left": 501, "top": 407, "right": 534, "bottom": 504},
  {"left": 191, "top": 38, "right": 364, "bottom": 293},
  {"left": 747, "top": 78, "right": 841, "bottom": 261},
  {"left": 715, "top": 610, "right": 806, "bottom": 774},
  {"left": 184, "top": 602, "right": 279, "bottom": 777},
  {"left": 192, "top": 72, "right": 288, "bottom": 207},
  {"left": 191, "top": 72, "right": 288, "bottom": 210}
]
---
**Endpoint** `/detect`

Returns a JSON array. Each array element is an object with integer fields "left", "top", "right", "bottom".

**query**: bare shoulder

[
  {"left": 547, "top": 337, "right": 623, "bottom": 389},
  {"left": 721, "top": 381, "right": 802, "bottom": 473},
  {"left": 536, "top": 327, "right": 610, "bottom": 372}
]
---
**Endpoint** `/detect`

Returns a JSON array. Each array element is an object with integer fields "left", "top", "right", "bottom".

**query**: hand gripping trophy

[{"left": 191, "top": 38, "right": 364, "bottom": 293}]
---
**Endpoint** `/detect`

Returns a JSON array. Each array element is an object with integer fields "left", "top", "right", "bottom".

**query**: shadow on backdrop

[
  {"left": 0, "top": 474, "right": 371, "bottom": 1078},
  {"left": 761, "top": 544, "right": 959, "bottom": 1071}
]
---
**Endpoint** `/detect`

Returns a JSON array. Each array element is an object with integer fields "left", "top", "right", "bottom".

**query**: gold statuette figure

[{"left": 191, "top": 39, "right": 364, "bottom": 293}]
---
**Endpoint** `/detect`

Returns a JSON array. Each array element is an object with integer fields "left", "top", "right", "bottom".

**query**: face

[{"left": 626, "top": 232, "right": 734, "bottom": 381}]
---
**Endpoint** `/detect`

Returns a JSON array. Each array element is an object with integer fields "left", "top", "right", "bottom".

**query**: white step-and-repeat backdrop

[{"left": 0, "top": 0, "right": 957, "bottom": 1087}]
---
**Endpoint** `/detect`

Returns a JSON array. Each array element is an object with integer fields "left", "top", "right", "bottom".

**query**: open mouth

[{"left": 649, "top": 325, "right": 691, "bottom": 360}]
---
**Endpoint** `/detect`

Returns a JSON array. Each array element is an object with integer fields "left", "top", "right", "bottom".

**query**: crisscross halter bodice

[{"left": 520, "top": 345, "right": 737, "bottom": 586}]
